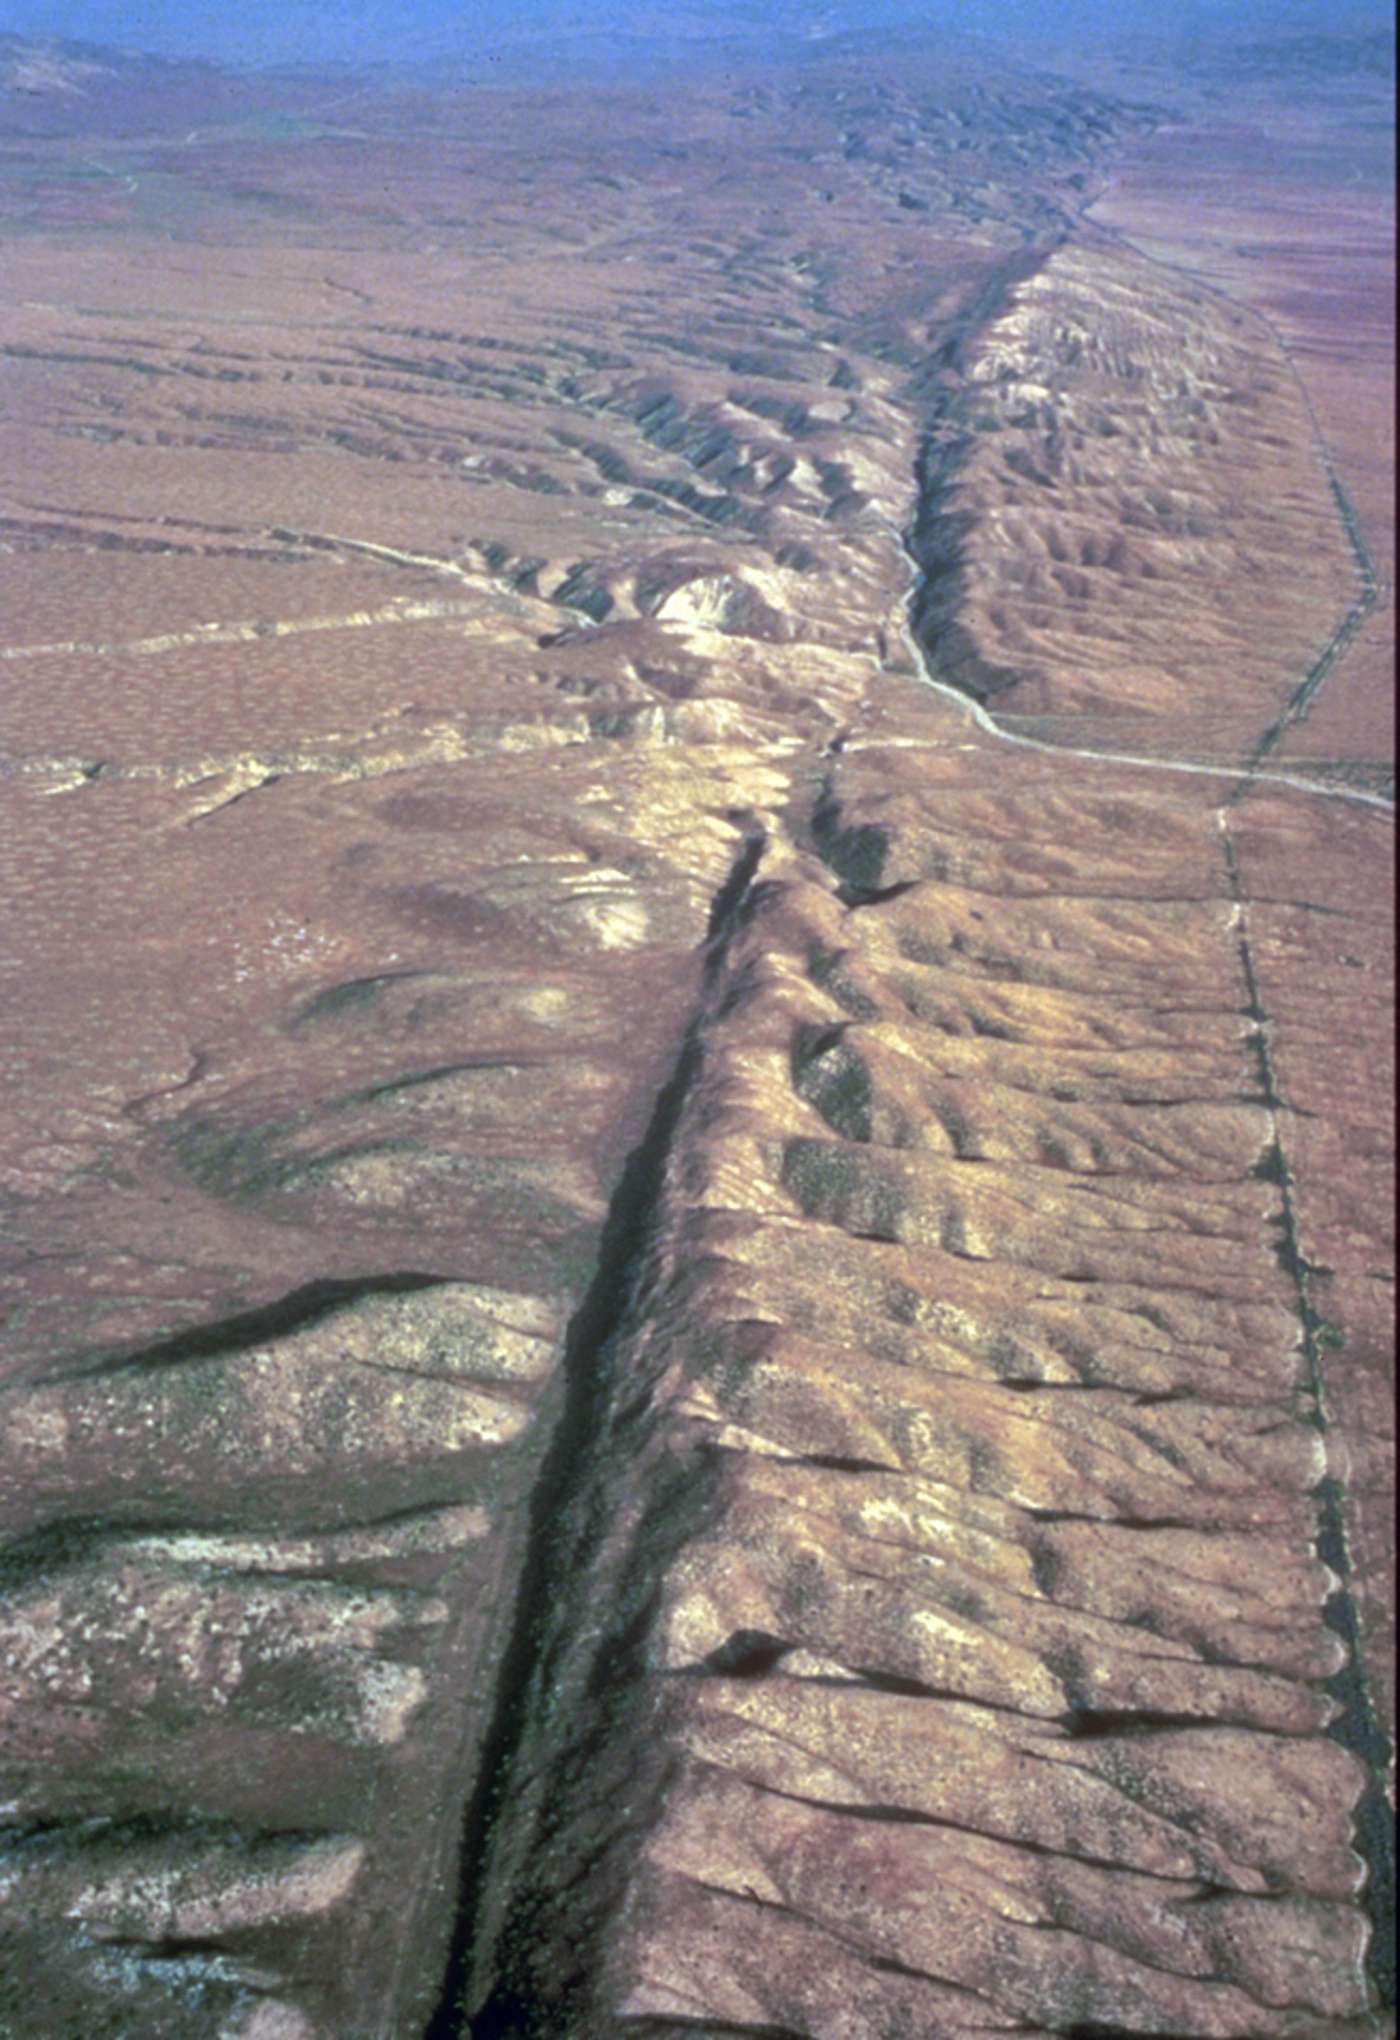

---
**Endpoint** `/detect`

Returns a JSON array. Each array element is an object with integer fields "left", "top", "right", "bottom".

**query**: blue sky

[{"left": 3, "top": 0, "right": 1391, "bottom": 70}]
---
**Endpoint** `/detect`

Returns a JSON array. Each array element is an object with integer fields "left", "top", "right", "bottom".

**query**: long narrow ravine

[
  {"left": 423, "top": 234, "right": 1395, "bottom": 2035},
  {"left": 1, "top": 36, "right": 1392, "bottom": 2040}
]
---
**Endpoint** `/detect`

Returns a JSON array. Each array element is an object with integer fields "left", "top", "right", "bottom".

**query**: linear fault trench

[
  {"left": 881, "top": 228, "right": 1397, "bottom": 2002},
  {"left": 1218, "top": 809, "right": 1396, "bottom": 2016},
  {"left": 1083, "top": 209, "right": 1390, "bottom": 781},
  {"left": 879, "top": 206, "right": 1393, "bottom": 819},
  {"left": 880, "top": 507, "right": 1393, "bottom": 818},
  {"left": 430, "top": 281, "right": 1396, "bottom": 2035},
  {"left": 424, "top": 822, "right": 773, "bottom": 2040},
  {"left": 889, "top": 212, "right": 1396, "bottom": 2000},
  {"left": 2, "top": 417, "right": 1388, "bottom": 820},
  {"left": 12, "top": 529, "right": 1379, "bottom": 815}
]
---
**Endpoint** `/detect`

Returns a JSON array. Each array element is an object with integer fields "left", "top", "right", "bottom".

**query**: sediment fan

[{"left": 0, "top": 14, "right": 1391, "bottom": 2038}]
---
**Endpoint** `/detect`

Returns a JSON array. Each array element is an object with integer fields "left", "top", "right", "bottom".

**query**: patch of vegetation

[{"left": 791, "top": 1024, "right": 873, "bottom": 1143}]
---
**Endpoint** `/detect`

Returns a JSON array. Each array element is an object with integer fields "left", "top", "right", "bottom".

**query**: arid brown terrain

[{"left": 0, "top": 21, "right": 1393, "bottom": 2040}]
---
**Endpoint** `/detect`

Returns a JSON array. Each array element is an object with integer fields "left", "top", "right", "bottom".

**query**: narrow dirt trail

[
  {"left": 883, "top": 190, "right": 1392, "bottom": 819},
  {"left": 886, "top": 513, "right": 1393, "bottom": 815}
]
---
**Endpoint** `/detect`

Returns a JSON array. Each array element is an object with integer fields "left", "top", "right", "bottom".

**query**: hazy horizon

[{"left": 3, "top": 0, "right": 1394, "bottom": 72}]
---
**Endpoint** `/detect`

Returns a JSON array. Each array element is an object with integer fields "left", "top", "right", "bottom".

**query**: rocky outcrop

[
  {"left": 909, "top": 241, "right": 1362, "bottom": 762},
  {"left": 0, "top": 32, "right": 1391, "bottom": 2040},
  {"left": 453, "top": 714, "right": 1392, "bottom": 2037}
]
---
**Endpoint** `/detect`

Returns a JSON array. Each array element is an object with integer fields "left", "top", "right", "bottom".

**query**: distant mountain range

[
  {"left": 2, "top": 6, "right": 1392, "bottom": 113},
  {"left": 0, "top": 34, "right": 363, "bottom": 133}
]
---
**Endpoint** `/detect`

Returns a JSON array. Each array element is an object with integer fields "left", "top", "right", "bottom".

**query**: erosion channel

[{"left": 0, "top": 23, "right": 1394, "bottom": 2040}]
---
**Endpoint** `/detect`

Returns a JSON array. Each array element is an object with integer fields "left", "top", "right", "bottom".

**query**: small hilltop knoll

[{"left": 0, "top": 20, "right": 1392, "bottom": 2039}]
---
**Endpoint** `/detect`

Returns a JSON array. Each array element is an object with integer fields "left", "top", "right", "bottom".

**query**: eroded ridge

[
  {"left": 459, "top": 717, "right": 1391, "bottom": 2036},
  {"left": 0, "top": 1276, "right": 570, "bottom": 2037},
  {"left": 0, "top": 741, "right": 796, "bottom": 2037},
  {"left": 0, "top": 31, "right": 1392, "bottom": 2040},
  {"left": 909, "top": 240, "right": 1366, "bottom": 769}
]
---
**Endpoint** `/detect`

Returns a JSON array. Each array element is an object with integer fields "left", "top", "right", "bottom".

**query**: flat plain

[{"left": 0, "top": 22, "right": 1393, "bottom": 2040}]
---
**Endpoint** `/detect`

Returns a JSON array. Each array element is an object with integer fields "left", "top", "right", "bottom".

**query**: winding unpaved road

[
  {"left": 889, "top": 518, "right": 1394, "bottom": 813},
  {"left": 884, "top": 210, "right": 1392, "bottom": 817}
]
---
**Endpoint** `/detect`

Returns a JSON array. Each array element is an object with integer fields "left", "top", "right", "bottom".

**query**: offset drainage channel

[
  {"left": 1220, "top": 813, "right": 1396, "bottom": 2021},
  {"left": 423, "top": 826, "right": 769, "bottom": 2039},
  {"left": 893, "top": 246, "right": 1395, "bottom": 2018},
  {"left": 422, "top": 230, "right": 1396, "bottom": 2031},
  {"left": 1236, "top": 465, "right": 1381, "bottom": 787},
  {"left": 889, "top": 490, "right": 1395, "bottom": 813},
  {"left": 886, "top": 233, "right": 1395, "bottom": 817}
]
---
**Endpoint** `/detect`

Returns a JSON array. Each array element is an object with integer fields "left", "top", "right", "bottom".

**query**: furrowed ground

[{"left": 0, "top": 26, "right": 1392, "bottom": 2040}]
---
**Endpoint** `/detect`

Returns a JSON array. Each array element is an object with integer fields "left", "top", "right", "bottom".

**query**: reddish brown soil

[
  {"left": 1090, "top": 85, "right": 1395, "bottom": 773},
  {"left": 0, "top": 30, "right": 1392, "bottom": 2040},
  {"left": 1084, "top": 56, "right": 1396, "bottom": 1824}
]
